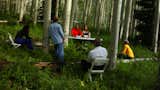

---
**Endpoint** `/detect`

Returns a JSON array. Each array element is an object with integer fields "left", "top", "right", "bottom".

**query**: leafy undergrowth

[
  {"left": 0, "top": 40, "right": 159, "bottom": 90},
  {"left": 0, "top": 24, "right": 159, "bottom": 90}
]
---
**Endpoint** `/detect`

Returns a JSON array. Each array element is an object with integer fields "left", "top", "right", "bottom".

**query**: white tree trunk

[
  {"left": 109, "top": 0, "right": 114, "bottom": 33},
  {"left": 109, "top": 0, "right": 122, "bottom": 69},
  {"left": 153, "top": 0, "right": 160, "bottom": 53},
  {"left": 94, "top": 0, "right": 101, "bottom": 29},
  {"left": 55, "top": 0, "right": 59, "bottom": 17},
  {"left": 33, "top": 0, "right": 39, "bottom": 24},
  {"left": 43, "top": 0, "right": 52, "bottom": 53},
  {"left": 19, "top": 0, "right": 27, "bottom": 21},
  {"left": 123, "top": 0, "right": 133, "bottom": 40},
  {"left": 83, "top": 0, "right": 91, "bottom": 24},
  {"left": 119, "top": 0, "right": 127, "bottom": 39},
  {"left": 70, "top": 0, "right": 78, "bottom": 32},
  {"left": 64, "top": 0, "right": 72, "bottom": 46}
]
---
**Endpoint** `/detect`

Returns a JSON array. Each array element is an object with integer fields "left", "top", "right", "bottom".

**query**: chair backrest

[
  {"left": 8, "top": 33, "right": 15, "bottom": 44},
  {"left": 89, "top": 57, "right": 108, "bottom": 73}
]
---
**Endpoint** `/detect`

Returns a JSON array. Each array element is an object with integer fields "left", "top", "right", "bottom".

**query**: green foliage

[{"left": 0, "top": 24, "right": 159, "bottom": 89}]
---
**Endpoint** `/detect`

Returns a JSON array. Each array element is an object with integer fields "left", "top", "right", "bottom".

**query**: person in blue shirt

[{"left": 49, "top": 16, "right": 64, "bottom": 72}]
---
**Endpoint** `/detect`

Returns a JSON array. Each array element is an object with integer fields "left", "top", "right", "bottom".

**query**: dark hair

[
  {"left": 94, "top": 38, "right": 102, "bottom": 46},
  {"left": 52, "top": 16, "right": 58, "bottom": 22},
  {"left": 22, "top": 25, "right": 29, "bottom": 32},
  {"left": 124, "top": 40, "right": 129, "bottom": 44}
]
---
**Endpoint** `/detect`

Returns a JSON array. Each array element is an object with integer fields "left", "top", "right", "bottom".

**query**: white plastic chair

[
  {"left": 88, "top": 57, "right": 108, "bottom": 81},
  {"left": 8, "top": 33, "right": 21, "bottom": 48}
]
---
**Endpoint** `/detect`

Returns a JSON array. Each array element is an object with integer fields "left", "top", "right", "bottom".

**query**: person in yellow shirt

[{"left": 118, "top": 40, "right": 134, "bottom": 59}]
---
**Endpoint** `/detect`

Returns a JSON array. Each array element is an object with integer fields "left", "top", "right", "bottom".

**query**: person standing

[{"left": 49, "top": 16, "right": 64, "bottom": 72}]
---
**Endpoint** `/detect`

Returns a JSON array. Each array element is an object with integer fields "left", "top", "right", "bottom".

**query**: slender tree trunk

[
  {"left": 153, "top": 0, "right": 160, "bottom": 53},
  {"left": 6, "top": 0, "right": 10, "bottom": 14},
  {"left": 94, "top": 0, "right": 101, "bottom": 29},
  {"left": 64, "top": 0, "right": 72, "bottom": 46},
  {"left": 109, "top": 0, "right": 122, "bottom": 69},
  {"left": 33, "top": 0, "right": 39, "bottom": 24},
  {"left": 17, "top": 0, "right": 21, "bottom": 14},
  {"left": 19, "top": 0, "right": 27, "bottom": 21},
  {"left": 109, "top": 0, "right": 114, "bottom": 33},
  {"left": 87, "top": 0, "right": 92, "bottom": 19},
  {"left": 55, "top": 0, "right": 59, "bottom": 17},
  {"left": 97, "top": 0, "right": 105, "bottom": 34},
  {"left": 70, "top": 0, "right": 78, "bottom": 33},
  {"left": 43, "top": 0, "right": 52, "bottom": 53},
  {"left": 83, "top": 0, "right": 91, "bottom": 24},
  {"left": 123, "top": 0, "right": 133, "bottom": 40},
  {"left": 15, "top": 0, "right": 20, "bottom": 14},
  {"left": 119, "top": 0, "right": 126, "bottom": 39},
  {"left": 130, "top": 0, "right": 137, "bottom": 39}
]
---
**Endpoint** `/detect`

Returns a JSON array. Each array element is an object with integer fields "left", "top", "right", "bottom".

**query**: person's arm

[
  {"left": 121, "top": 45, "right": 127, "bottom": 55},
  {"left": 88, "top": 32, "right": 91, "bottom": 38},
  {"left": 79, "top": 29, "right": 83, "bottom": 36},
  {"left": 24, "top": 30, "right": 31, "bottom": 39},
  {"left": 59, "top": 25, "right": 64, "bottom": 42},
  {"left": 48, "top": 25, "right": 51, "bottom": 38},
  {"left": 88, "top": 51, "right": 95, "bottom": 63}
]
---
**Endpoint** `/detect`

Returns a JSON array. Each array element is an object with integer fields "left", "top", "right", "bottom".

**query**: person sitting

[
  {"left": 118, "top": 40, "right": 134, "bottom": 59},
  {"left": 71, "top": 24, "right": 82, "bottom": 37},
  {"left": 81, "top": 38, "right": 108, "bottom": 71},
  {"left": 14, "top": 25, "right": 33, "bottom": 50},
  {"left": 82, "top": 25, "right": 91, "bottom": 38}
]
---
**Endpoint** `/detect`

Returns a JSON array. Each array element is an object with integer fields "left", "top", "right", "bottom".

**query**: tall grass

[{"left": 0, "top": 24, "right": 159, "bottom": 90}]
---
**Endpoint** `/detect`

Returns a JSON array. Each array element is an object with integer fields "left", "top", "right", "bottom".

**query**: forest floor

[{"left": 0, "top": 24, "right": 159, "bottom": 90}]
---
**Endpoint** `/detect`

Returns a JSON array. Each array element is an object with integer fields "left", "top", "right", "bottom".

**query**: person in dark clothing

[{"left": 15, "top": 25, "right": 33, "bottom": 50}]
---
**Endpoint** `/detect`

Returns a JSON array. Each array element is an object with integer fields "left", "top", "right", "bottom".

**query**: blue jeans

[
  {"left": 15, "top": 37, "right": 33, "bottom": 50},
  {"left": 54, "top": 43, "right": 64, "bottom": 63}
]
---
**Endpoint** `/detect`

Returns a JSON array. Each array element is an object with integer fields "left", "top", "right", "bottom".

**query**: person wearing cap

[
  {"left": 119, "top": 40, "right": 134, "bottom": 59},
  {"left": 81, "top": 38, "right": 108, "bottom": 71},
  {"left": 49, "top": 16, "right": 64, "bottom": 72}
]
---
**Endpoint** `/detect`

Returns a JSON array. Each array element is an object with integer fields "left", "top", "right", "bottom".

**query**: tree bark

[
  {"left": 19, "top": 0, "right": 27, "bottom": 21},
  {"left": 43, "top": 0, "right": 52, "bottom": 53},
  {"left": 108, "top": 0, "right": 122, "bottom": 69},
  {"left": 109, "top": 0, "right": 114, "bottom": 33},
  {"left": 70, "top": 0, "right": 78, "bottom": 33},
  {"left": 55, "top": 0, "right": 59, "bottom": 17},
  {"left": 119, "top": 0, "right": 127, "bottom": 39},
  {"left": 153, "top": 0, "right": 160, "bottom": 53},
  {"left": 123, "top": 0, "right": 133, "bottom": 40},
  {"left": 64, "top": 0, "right": 72, "bottom": 46},
  {"left": 32, "top": 0, "right": 39, "bottom": 24}
]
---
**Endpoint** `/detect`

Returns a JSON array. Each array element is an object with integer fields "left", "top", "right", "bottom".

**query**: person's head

[
  {"left": 124, "top": 40, "right": 129, "bottom": 44},
  {"left": 84, "top": 25, "right": 88, "bottom": 31},
  {"left": 75, "top": 23, "right": 80, "bottom": 29},
  {"left": 52, "top": 16, "right": 59, "bottom": 22},
  {"left": 94, "top": 38, "right": 102, "bottom": 46},
  {"left": 23, "top": 25, "right": 29, "bottom": 32}
]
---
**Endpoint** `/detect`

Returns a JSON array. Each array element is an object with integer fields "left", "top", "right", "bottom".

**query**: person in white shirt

[{"left": 81, "top": 38, "right": 108, "bottom": 71}]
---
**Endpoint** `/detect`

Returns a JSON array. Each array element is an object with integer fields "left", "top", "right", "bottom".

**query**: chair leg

[
  {"left": 88, "top": 73, "right": 92, "bottom": 82},
  {"left": 100, "top": 73, "right": 103, "bottom": 80}
]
